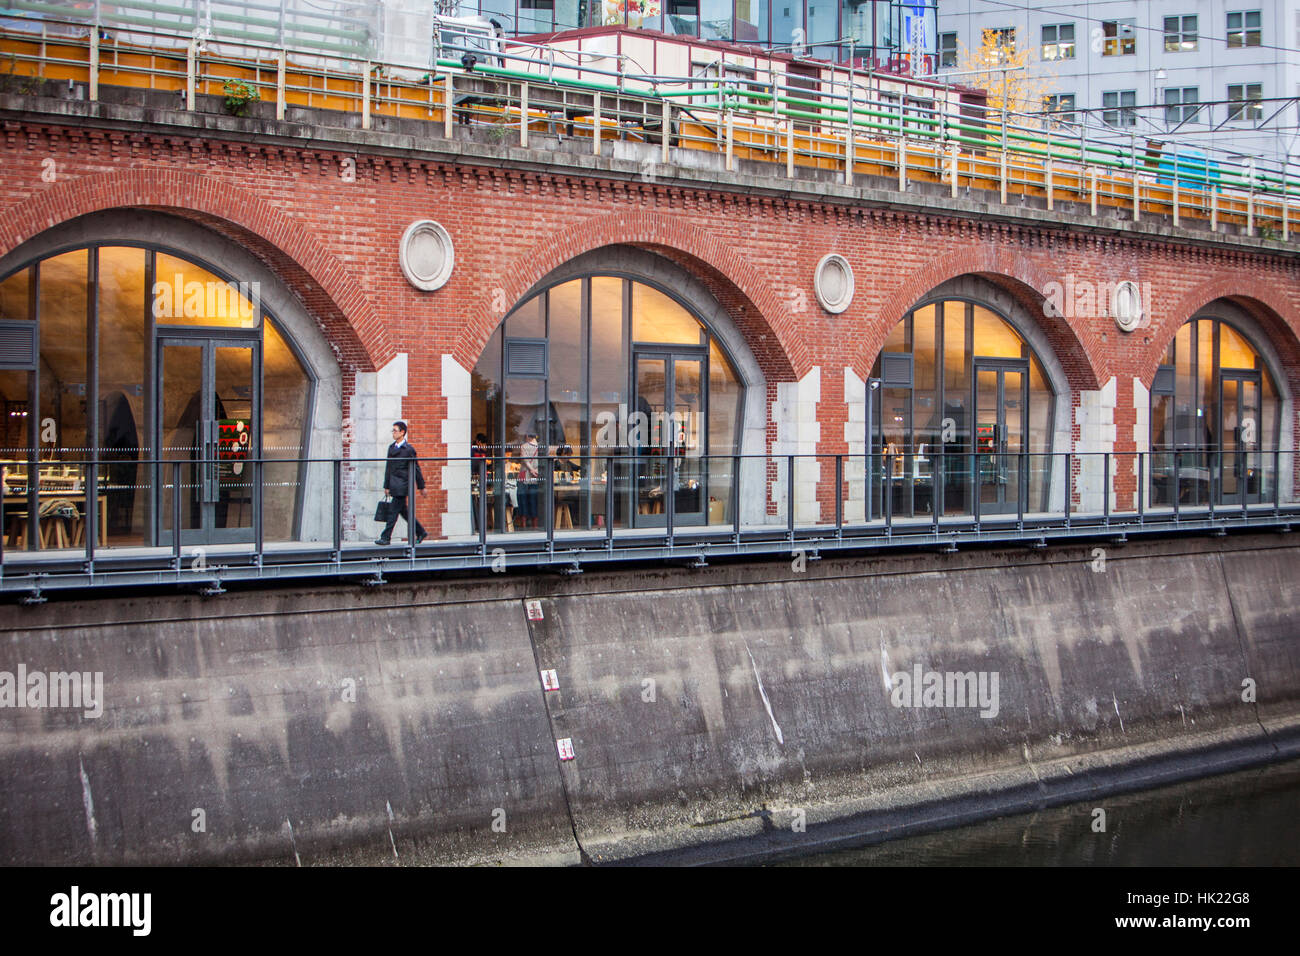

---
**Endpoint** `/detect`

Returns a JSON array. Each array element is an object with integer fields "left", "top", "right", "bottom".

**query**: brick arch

[
  {"left": 864, "top": 243, "right": 1103, "bottom": 392},
  {"left": 0, "top": 167, "right": 389, "bottom": 372},
  {"left": 1139, "top": 277, "right": 1300, "bottom": 389},
  {"left": 452, "top": 211, "right": 800, "bottom": 381}
]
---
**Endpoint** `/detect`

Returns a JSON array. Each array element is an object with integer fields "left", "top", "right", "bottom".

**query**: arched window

[
  {"left": 0, "top": 245, "right": 314, "bottom": 550},
  {"left": 471, "top": 275, "right": 744, "bottom": 533},
  {"left": 870, "top": 299, "right": 1056, "bottom": 518},
  {"left": 1150, "top": 316, "right": 1281, "bottom": 506}
]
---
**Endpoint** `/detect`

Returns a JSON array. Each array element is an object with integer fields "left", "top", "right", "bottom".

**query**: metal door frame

[
  {"left": 973, "top": 358, "right": 1029, "bottom": 516},
  {"left": 630, "top": 345, "right": 709, "bottom": 528},
  {"left": 155, "top": 331, "right": 262, "bottom": 546},
  {"left": 1218, "top": 367, "right": 1263, "bottom": 506}
]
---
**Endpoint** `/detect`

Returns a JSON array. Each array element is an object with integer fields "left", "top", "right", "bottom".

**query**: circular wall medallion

[
  {"left": 1111, "top": 280, "right": 1145, "bottom": 333},
  {"left": 398, "top": 220, "right": 454, "bottom": 291},
  {"left": 813, "top": 253, "right": 854, "bottom": 314}
]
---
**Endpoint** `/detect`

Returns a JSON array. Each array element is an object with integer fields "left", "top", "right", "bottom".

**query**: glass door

[
  {"left": 974, "top": 362, "right": 1027, "bottom": 516},
  {"left": 632, "top": 350, "right": 707, "bottom": 527},
  {"left": 1219, "top": 370, "right": 1262, "bottom": 505},
  {"left": 158, "top": 336, "right": 260, "bottom": 545}
]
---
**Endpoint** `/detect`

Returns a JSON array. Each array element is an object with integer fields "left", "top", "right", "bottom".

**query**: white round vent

[
  {"left": 814, "top": 254, "right": 854, "bottom": 314},
  {"left": 1111, "top": 280, "right": 1145, "bottom": 333},
  {"left": 399, "top": 220, "right": 455, "bottom": 291}
]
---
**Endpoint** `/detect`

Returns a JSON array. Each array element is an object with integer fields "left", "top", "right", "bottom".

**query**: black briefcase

[{"left": 374, "top": 497, "right": 396, "bottom": 523}]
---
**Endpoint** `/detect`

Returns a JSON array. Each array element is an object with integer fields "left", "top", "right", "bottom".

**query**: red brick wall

[{"left": 3, "top": 120, "right": 1299, "bottom": 503}]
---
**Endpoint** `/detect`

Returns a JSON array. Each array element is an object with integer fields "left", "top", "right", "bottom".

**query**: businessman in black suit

[{"left": 376, "top": 420, "right": 428, "bottom": 545}]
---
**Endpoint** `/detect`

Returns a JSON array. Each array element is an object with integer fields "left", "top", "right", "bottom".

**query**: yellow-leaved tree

[{"left": 957, "top": 27, "right": 1059, "bottom": 130}]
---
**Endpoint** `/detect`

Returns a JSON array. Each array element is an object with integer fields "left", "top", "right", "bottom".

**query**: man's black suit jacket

[{"left": 383, "top": 441, "right": 425, "bottom": 496}]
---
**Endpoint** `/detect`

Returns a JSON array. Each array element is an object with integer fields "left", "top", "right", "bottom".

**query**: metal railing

[
  {"left": 1, "top": 14, "right": 1297, "bottom": 238},
  {"left": 1, "top": 450, "right": 1295, "bottom": 597}
]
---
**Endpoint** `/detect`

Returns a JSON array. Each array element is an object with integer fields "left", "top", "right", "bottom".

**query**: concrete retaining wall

[{"left": 2, "top": 534, "right": 1297, "bottom": 865}]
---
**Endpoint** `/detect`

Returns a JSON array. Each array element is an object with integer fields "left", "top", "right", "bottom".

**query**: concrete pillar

[
  {"left": 1073, "top": 376, "right": 1118, "bottom": 514},
  {"left": 843, "top": 367, "right": 867, "bottom": 523},
  {"left": 770, "top": 366, "right": 822, "bottom": 525},
  {"left": 346, "top": 353, "right": 409, "bottom": 541},
  {"left": 441, "top": 354, "right": 472, "bottom": 538}
]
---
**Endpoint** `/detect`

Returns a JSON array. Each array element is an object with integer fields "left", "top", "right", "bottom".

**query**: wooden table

[{"left": 3, "top": 493, "right": 108, "bottom": 549}]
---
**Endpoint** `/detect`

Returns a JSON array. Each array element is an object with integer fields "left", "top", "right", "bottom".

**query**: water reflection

[{"left": 774, "top": 758, "right": 1300, "bottom": 866}]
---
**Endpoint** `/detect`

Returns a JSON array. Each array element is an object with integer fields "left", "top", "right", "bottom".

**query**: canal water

[{"left": 775, "top": 756, "right": 1300, "bottom": 866}]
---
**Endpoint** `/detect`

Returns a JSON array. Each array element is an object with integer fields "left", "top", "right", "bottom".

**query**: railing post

[
  {"left": 845, "top": 80, "right": 854, "bottom": 186},
  {"left": 89, "top": 27, "right": 99, "bottom": 102},
  {"left": 85, "top": 462, "right": 97, "bottom": 564},
  {"left": 1210, "top": 182, "right": 1218, "bottom": 232},
  {"left": 1000, "top": 148, "right": 1008, "bottom": 203},
  {"left": 834, "top": 454, "right": 843, "bottom": 538},
  {"left": 731, "top": 454, "right": 741, "bottom": 541},
  {"left": 1045, "top": 124, "right": 1053, "bottom": 211},
  {"left": 898, "top": 137, "right": 906, "bottom": 191},
  {"left": 1017, "top": 451, "right": 1025, "bottom": 530},
  {"left": 1090, "top": 166, "right": 1098, "bottom": 216},
  {"left": 1173, "top": 451, "right": 1181, "bottom": 521},
  {"left": 1243, "top": 450, "right": 1250, "bottom": 521},
  {"left": 1247, "top": 158, "right": 1256, "bottom": 237},
  {"left": 666, "top": 455, "right": 676, "bottom": 546},
  {"left": 1283, "top": 164, "right": 1290, "bottom": 242},
  {"left": 520, "top": 81, "right": 529, "bottom": 147},
  {"left": 477, "top": 456, "right": 487, "bottom": 555},
  {"left": 444, "top": 71, "right": 454, "bottom": 138},
  {"left": 332, "top": 458, "right": 342, "bottom": 560},
  {"left": 1103, "top": 451, "right": 1110, "bottom": 525},
  {"left": 172, "top": 461, "right": 183, "bottom": 569},
  {"left": 949, "top": 144, "right": 959, "bottom": 199},
  {"left": 605, "top": 455, "right": 615, "bottom": 549},
  {"left": 972, "top": 450, "right": 980, "bottom": 530},
  {"left": 186, "top": 40, "right": 197, "bottom": 111},
  {"left": 725, "top": 109, "right": 734, "bottom": 171},
  {"left": 933, "top": 452, "right": 942, "bottom": 536},
  {"left": 407, "top": 467, "right": 417, "bottom": 558},
  {"left": 592, "top": 91, "right": 602, "bottom": 155},
  {"left": 662, "top": 101, "right": 671, "bottom": 163},
  {"left": 1172, "top": 174, "right": 1179, "bottom": 227},
  {"left": 546, "top": 455, "right": 555, "bottom": 553},
  {"left": 278, "top": 49, "right": 287, "bottom": 122},
  {"left": 1063, "top": 452, "right": 1071, "bottom": 529},
  {"left": 1137, "top": 451, "right": 1145, "bottom": 525},
  {"left": 1132, "top": 131, "right": 1140, "bottom": 222},
  {"left": 361, "top": 60, "right": 370, "bottom": 130},
  {"left": 1274, "top": 449, "right": 1281, "bottom": 515},
  {"left": 787, "top": 118, "right": 795, "bottom": 178},
  {"left": 787, "top": 454, "right": 795, "bottom": 541},
  {"left": 884, "top": 454, "right": 894, "bottom": 534},
  {"left": 254, "top": 459, "right": 264, "bottom": 561}
]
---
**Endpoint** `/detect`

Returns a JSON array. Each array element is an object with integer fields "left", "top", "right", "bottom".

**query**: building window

[
  {"left": 939, "top": 31, "right": 958, "bottom": 69},
  {"left": 1227, "top": 10, "right": 1262, "bottom": 48},
  {"left": 985, "top": 27, "right": 1015, "bottom": 64},
  {"left": 1164, "top": 87, "right": 1200, "bottom": 124},
  {"left": 1227, "top": 83, "right": 1263, "bottom": 122},
  {"left": 472, "top": 276, "right": 744, "bottom": 532},
  {"left": 1163, "top": 15, "right": 1198, "bottom": 52},
  {"left": 1150, "top": 316, "right": 1280, "bottom": 507},
  {"left": 1041, "top": 23, "right": 1075, "bottom": 60},
  {"left": 1102, "top": 19, "right": 1136, "bottom": 56},
  {"left": 1102, "top": 90, "right": 1137, "bottom": 127},
  {"left": 1044, "top": 93, "right": 1076, "bottom": 124},
  {"left": 870, "top": 299, "right": 1056, "bottom": 519},
  {"left": 0, "top": 246, "right": 314, "bottom": 550}
]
